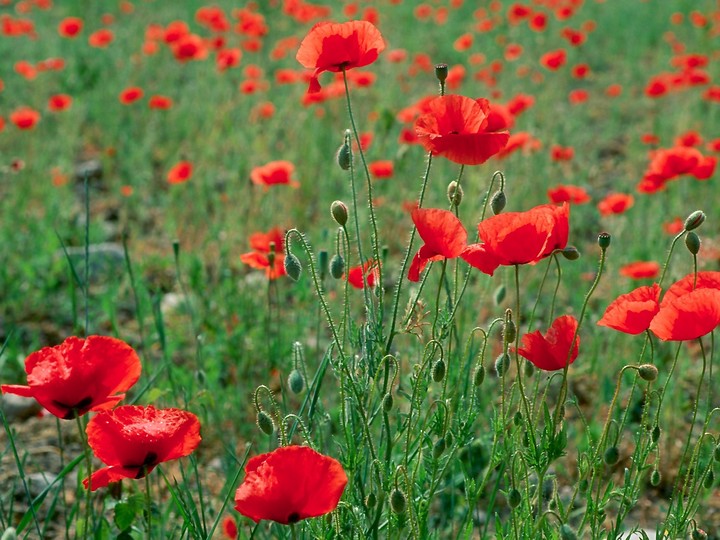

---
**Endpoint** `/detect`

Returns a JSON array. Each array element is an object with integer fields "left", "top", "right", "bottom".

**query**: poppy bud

[
  {"left": 382, "top": 392, "right": 394, "bottom": 413},
  {"left": 494, "top": 353, "right": 510, "bottom": 377},
  {"left": 561, "top": 246, "right": 580, "bottom": 260},
  {"left": 638, "top": 364, "right": 658, "bottom": 381},
  {"left": 559, "top": 524, "right": 577, "bottom": 540},
  {"left": 256, "top": 410, "right": 274, "bottom": 436},
  {"left": 447, "top": 180, "right": 463, "bottom": 206},
  {"left": 692, "top": 528, "right": 708, "bottom": 540},
  {"left": 365, "top": 492, "right": 377, "bottom": 509},
  {"left": 597, "top": 232, "right": 611, "bottom": 250},
  {"left": 433, "top": 437, "right": 446, "bottom": 459},
  {"left": 331, "top": 200, "right": 349, "bottom": 226},
  {"left": 685, "top": 231, "right": 701, "bottom": 255},
  {"left": 490, "top": 190, "right": 507, "bottom": 215},
  {"left": 288, "top": 369, "right": 305, "bottom": 394},
  {"left": 473, "top": 365, "right": 485, "bottom": 386},
  {"left": 494, "top": 284, "right": 506, "bottom": 305},
  {"left": 684, "top": 210, "right": 705, "bottom": 231},
  {"left": 579, "top": 479, "right": 589, "bottom": 493},
  {"left": 318, "top": 250, "right": 329, "bottom": 279},
  {"left": 284, "top": 253, "right": 302, "bottom": 281},
  {"left": 336, "top": 141, "right": 352, "bottom": 171},
  {"left": 513, "top": 411, "right": 522, "bottom": 426},
  {"left": 330, "top": 254, "right": 345, "bottom": 279},
  {"left": 650, "top": 469, "right": 661, "bottom": 486},
  {"left": 714, "top": 443, "right": 720, "bottom": 462},
  {"left": 503, "top": 319, "right": 516, "bottom": 344},
  {"left": 524, "top": 360, "right": 535, "bottom": 378},
  {"left": 432, "top": 359, "right": 446, "bottom": 382},
  {"left": 603, "top": 446, "right": 619, "bottom": 465},
  {"left": 508, "top": 488, "right": 521, "bottom": 508},
  {"left": 390, "top": 488, "right": 407, "bottom": 514},
  {"left": 651, "top": 425, "right": 661, "bottom": 444},
  {"left": 435, "top": 63, "right": 448, "bottom": 83},
  {"left": 703, "top": 469, "right": 714, "bottom": 489},
  {"left": 444, "top": 431, "right": 454, "bottom": 447}
]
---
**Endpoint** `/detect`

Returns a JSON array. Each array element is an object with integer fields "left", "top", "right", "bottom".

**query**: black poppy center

[
  {"left": 55, "top": 396, "right": 93, "bottom": 419},
  {"left": 287, "top": 512, "right": 300, "bottom": 523}
]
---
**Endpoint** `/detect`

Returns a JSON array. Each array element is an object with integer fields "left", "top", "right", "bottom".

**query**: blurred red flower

[
  {"left": 235, "top": 445, "right": 347, "bottom": 524},
  {"left": 1, "top": 336, "right": 141, "bottom": 420},
  {"left": 167, "top": 160, "right": 193, "bottom": 184},
  {"left": 347, "top": 259, "right": 379, "bottom": 288},
  {"left": 58, "top": 17, "right": 83, "bottom": 38},
  {"left": 461, "top": 203, "right": 569, "bottom": 276},
  {"left": 619, "top": 261, "right": 660, "bottom": 280},
  {"left": 517, "top": 315, "right": 580, "bottom": 371},
  {"left": 414, "top": 95, "right": 510, "bottom": 165},
  {"left": 547, "top": 184, "right": 590, "bottom": 204},
  {"left": 637, "top": 146, "right": 716, "bottom": 193},
  {"left": 83, "top": 405, "right": 201, "bottom": 491},
  {"left": 48, "top": 94, "right": 72, "bottom": 112},
  {"left": 119, "top": 86, "right": 144, "bottom": 105},
  {"left": 597, "top": 193, "right": 633, "bottom": 216},
  {"left": 149, "top": 95, "right": 174, "bottom": 110},
  {"left": 296, "top": 20, "right": 385, "bottom": 93},
  {"left": 550, "top": 145, "right": 574, "bottom": 161},
  {"left": 597, "top": 283, "right": 661, "bottom": 335},
  {"left": 408, "top": 208, "right": 468, "bottom": 282},
  {"left": 540, "top": 49, "right": 566, "bottom": 70},
  {"left": 240, "top": 228, "right": 286, "bottom": 280},
  {"left": 88, "top": 28, "right": 114, "bottom": 47},
  {"left": 250, "top": 161, "right": 298, "bottom": 188},
  {"left": 368, "top": 160, "right": 394, "bottom": 179},
  {"left": 10, "top": 106, "right": 41, "bottom": 129}
]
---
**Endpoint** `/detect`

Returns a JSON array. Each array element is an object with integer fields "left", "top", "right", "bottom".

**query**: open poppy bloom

[
  {"left": 167, "top": 160, "right": 193, "bottom": 184},
  {"left": 234, "top": 445, "right": 347, "bottom": 524},
  {"left": 83, "top": 405, "right": 201, "bottom": 491},
  {"left": 250, "top": 160, "right": 299, "bottom": 188},
  {"left": 296, "top": 20, "right": 385, "bottom": 93},
  {"left": 1, "top": 336, "right": 141, "bottom": 420},
  {"left": 547, "top": 184, "right": 590, "bottom": 204},
  {"left": 347, "top": 259, "right": 379, "bottom": 289},
  {"left": 619, "top": 261, "right": 660, "bottom": 279},
  {"left": 10, "top": 107, "right": 41, "bottom": 130},
  {"left": 461, "top": 203, "right": 569, "bottom": 276},
  {"left": 414, "top": 95, "right": 510, "bottom": 165},
  {"left": 597, "top": 283, "right": 661, "bottom": 335},
  {"left": 597, "top": 193, "right": 634, "bottom": 216},
  {"left": 517, "top": 315, "right": 580, "bottom": 371},
  {"left": 240, "top": 228, "right": 286, "bottom": 280},
  {"left": 408, "top": 208, "right": 468, "bottom": 282},
  {"left": 649, "top": 271, "right": 720, "bottom": 341}
]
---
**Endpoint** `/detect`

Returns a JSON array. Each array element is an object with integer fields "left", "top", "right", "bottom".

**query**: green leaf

[{"left": 114, "top": 502, "right": 138, "bottom": 531}]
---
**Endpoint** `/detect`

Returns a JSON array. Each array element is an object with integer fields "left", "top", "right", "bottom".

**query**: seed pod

[
  {"left": 494, "top": 353, "right": 510, "bottom": 377},
  {"left": 432, "top": 359, "right": 446, "bottom": 382},
  {"left": 684, "top": 210, "right": 706, "bottom": 231},
  {"left": 382, "top": 392, "right": 394, "bottom": 413},
  {"left": 256, "top": 410, "right": 274, "bottom": 435},
  {"left": 503, "top": 319, "right": 516, "bottom": 344},
  {"left": 435, "top": 63, "right": 449, "bottom": 83},
  {"left": 284, "top": 253, "right": 302, "bottom": 281},
  {"left": 288, "top": 369, "right": 305, "bottom": 394},
  {"left": 508, "top": 488, "right": 521, "bottom": 508},
  {"left": 331, "top": 200, "right": 349, "bottom": 226},
  {"left": 598, "top": 232, "right": 611, "bottom": 250},
  {"left": 433, "top": 437, "right": 446, "bottom": 459},
  {"left": 603, "top": 446, "right": 619, "bottom": 466},
  {"left": 390, "top": 488, "right": 407, "bottom": 514},
  {"left": 638, "top": 364, "right": 658, "bottom": 381},
  {"left": 490, "top": 190, "right": 507, "bottom": 215},
  {"left": 336, "top": 142, "right": 352, "bottom": 171},
  {"left": 685, "top": 231, "right": 701, "bottom": 255},
  {"left": 474, "top": 365, "right": 485, "bottom": 386},
  {"left": 330, "top": 254, "right": 345, "bottom": 279}
]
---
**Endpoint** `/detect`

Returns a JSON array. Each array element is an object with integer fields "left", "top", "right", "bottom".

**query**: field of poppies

[{"left": 1, "top": 0, "right": 720, "bottom": 538}]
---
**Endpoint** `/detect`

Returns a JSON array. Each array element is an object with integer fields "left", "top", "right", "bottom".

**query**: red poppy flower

[
  {"left": 461, "top": 203, "right": 569, "bottom": 276},
  {"left": 597, "top": 283, "right": 661, "bottom": 335},
  {"left": 1, "top": 336, "right": 141, "bottom": 420},
  {"left": 517, "top": 315, "right": 580, "bottom": 371},
  {"left": 659, "top": 271, "right": 720, "bottom": 306},
  {"left": 540, "top": 49, "right": 566, "bottom": 70},
  {"left": 495, "top": 131, "right": 541, "bottom": 159},
  {"left": 216, "top": 48, "right": 242, "bottom": 71},
  {"left": 368, "top": 160, "right": 394, "bottom": 179},
  {"left": 88, "top": 28, "right": 114, "bottom": 48},
  {"left": 597, "top": 193, "right": 634, "bottom": 216},
  {"left": 240, "top": 228, "right": 286, "bottom": 280},
  {"left": 547, "top": 184, "right": 590, "bottom": 204},
  {"left": 48, "top": 94, "right": 72, "bottom": 112},
  {"left": 550, "top": 145, "right": 574, "bottom": 161},
  {"left": 119, "top": 86, "right": 144, "bottom": 105},
  {"left": 171, "top": 33, "right": 208, "bottom": 62},
  {"left": 58, "top": 17, "right": 83, "bottom": 38},
  {"left": 149, "top": 95, "right": 174, "bottom": 110},
  {"left": 619, "top": 261, "right": 660, "bottom": 280},
  {"left": 649, "top": 288, "right": 720, "bottom": 341},
  {"left": 234, "top": 445, "right": 347, "bottom": 524},
  {"left": 414, "top": 95, "right": 510, "bottom": 165},
  {"left": 408, "top": 209, "right": 468, "bottom": 282},
  {"left": 250, "top": 161, "right": 299, "bottom": 188},
  {"left": 83, "top": 405, "right": 201, "bottom": 491},
  {"left": 10, "top": 107, "right": 40, "bottom": 130},
  {"left": 167, "top": 161, "right": 193, "bottom": 184},
  {"left": 347, "top": 259, "right": 379, "bottom": 289},
  {"left": 296, "top": 20, "right": 385, "bottom": 94}
]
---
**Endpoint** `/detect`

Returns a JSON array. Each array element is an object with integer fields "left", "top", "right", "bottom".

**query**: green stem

[{"left": 76, "top": 415, "right": 92, "bottom": 540}]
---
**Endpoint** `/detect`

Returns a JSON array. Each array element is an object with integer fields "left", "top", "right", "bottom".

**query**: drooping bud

[
  {"left": 494, "top": 352, "right": 510, "bottom": 377},
  {"left": 390, "top": 488, "right": 407, "bottom": 514},
  {"left": 685, "top": 231, "right": 701, "bottom": 255},
  {"left": 330, "top": 254, "right": 345, "bottom": 279},
  {"left": 284, "top": 253, "right": 302, "bottom": 281},
  {"left": 365, "top": 492, "right": 377, "bottom": 509},
  {"left": 473, "top": 365, "right": 485, "bottom": 386},
  {"left": 561, "top": 246, "right": 580, "bottom": 260},
  {"left": 651, "top": 425, "right": 661, "bottom": 444},
  {"left": 432, "top": 359, "right": 446, "bottom": 382},
  {"left": 513, "top": 411, "right": 522, "bottom": 426},
  {"left": 650, "top": 469, "right": 661, "bottom": 486},
  {"left": 331, "top": 200, "right": 349, "bottom": 226},
  {"left": 444, "top": 431, "right": 454, "bottom": 447},
  {"left": 433, "top": 437, "right": 446, "bottom": 459},
  {"left": 603, "top": 446, "right": 619, "bottom": 465},
  {"left": 598, "top": 232, "right": 611, "bottom": 250},
  {"left": 256, "top": 410, "right": 274, "bottom": 435},
  {"left": 490, "top": 190, "right": 507, "bottom": 215},
  {"left": 684, "top": 210, "right": 706, "bottom": 231},
  {"left": 336, "top": 139, "right": 352, "bottom": 170},
  {"left": 447, "top": 180, "right": 463, "bottom": 207},
  {"left": 288, "top": 369, "right": 305, "bottom": 394},
  {"left": 382, "top": 392, "right": 394, "bottom": 413},
  {"left": 508, "top": 488, "right": 522, "bottom": 508},
  {"left": 638, "top": 364, "right": 658, "bottom": 381},
  {"left": 703, "top": 469, "right": 714, "bottom": 489},
  {"left": 692, "top": 527, "right": 709, "bottom": 540},
  {"left": 503, "top": 318, "right": 516, "bottom": 344},
  {"left": 493, "top": 284, "right": 506, "bottom": 305},
  {"left": 713, "top": 443, "right": 720, "bottom": 462}
]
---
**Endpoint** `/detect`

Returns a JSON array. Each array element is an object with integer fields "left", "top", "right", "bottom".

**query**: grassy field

[{"left": 1, "top": 0, "right": 720, "bottom": 538}]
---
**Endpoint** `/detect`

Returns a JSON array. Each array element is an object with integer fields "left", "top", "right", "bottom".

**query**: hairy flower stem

[{"left": 76, "top": 415, "right": 92, "bottom": 540}]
